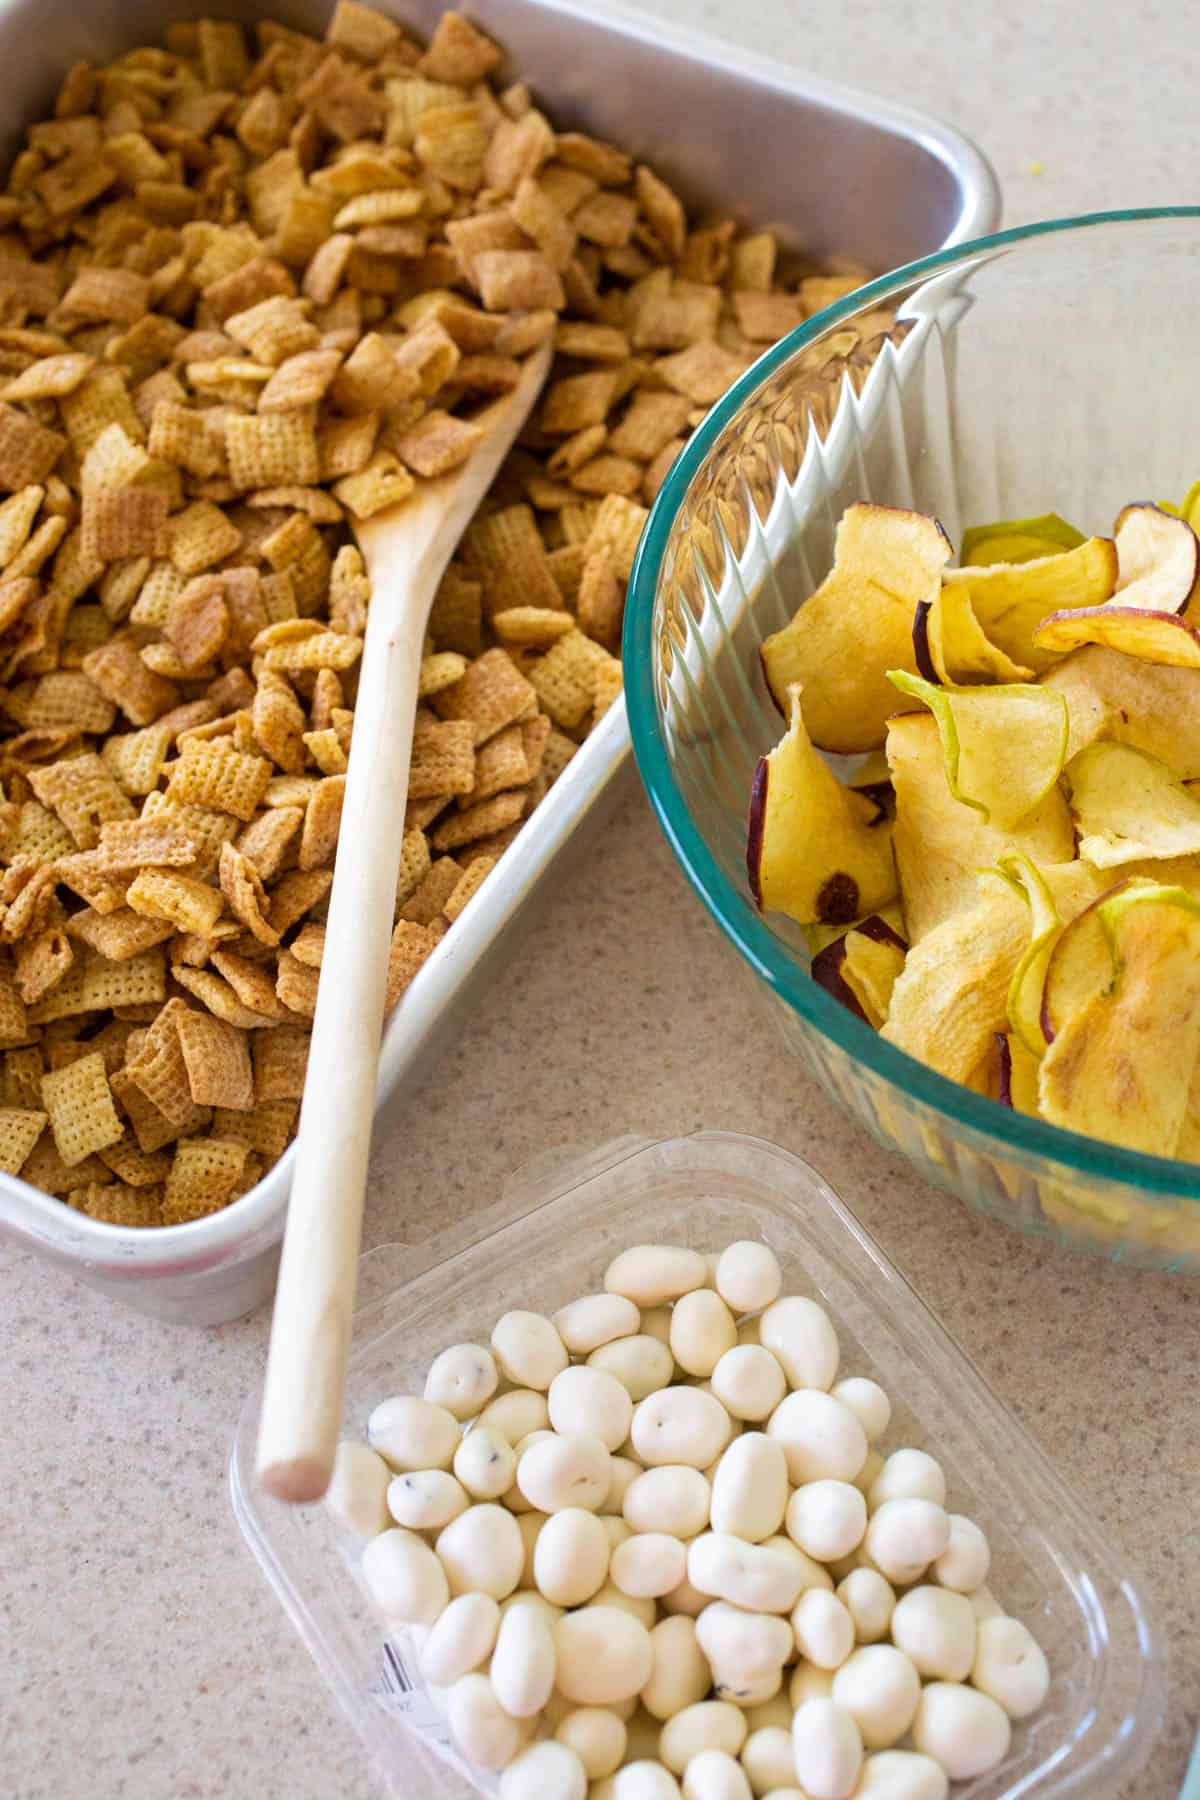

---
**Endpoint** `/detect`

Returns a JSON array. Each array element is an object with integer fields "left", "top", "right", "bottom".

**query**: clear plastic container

[{"left": 230, "top": 1132, "right": 1164, "bottom": 1798}]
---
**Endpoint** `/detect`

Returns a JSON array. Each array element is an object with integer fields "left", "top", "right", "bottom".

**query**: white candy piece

[
  {"left": 688, "top": 1533, "right": 807, "bottom": 1615},
  {"left": 445, "top": 1672, "right": 523, "bottom": 1770},
  {"left": 889, "top": 1586, "right": 977, "bottom": 1682},
  {"left": 854, "top": 1750, "right": 949, "bottom": 1799},
  {"left": 612, "top": 1532, "right": 688, "bottom": 1599},
  {"left": 500, "top": 1589, "right": 562, "bottom": 1627},
  {"left": 671, "top": 1290, "right": 738, "bottom": 1378},
  {"left": 864, "top": 1499, "right": 949, "bottom": 1586},
  {"left": 641, "top": 1307, "right": 674, "bottom": 1345},
  {"left": 325, "top": 1441, "right": 390, "bottom": 1537},
  {"left": 709, "top": 1434, "right": 789, "bottom": 1543},
  {"left": 491, "top": 1310, "right": 569, "bottom": 1390},
  {"left": 758, "top": 1297, "right": 840, "bottom": 1392},
  {"left": 790, "top": 1664, "right": 834, "bottom": 1707},
  {"left": 681, "top": 1748, "right": 753, "bottom": 1800},
  {"left": 767, "top": 1392, "right": 867, "bottom": 1485},
  {"left": 790, "top": 1589, "right": 854, "bottom": 1670},
  {"left": 867, "top": 1449, "right": 947, "bottom": 1511},
  {"left": 367, "top": 1395, "right": 460, "bottom": 1472},
  {"left": 933, "top": 1515, "right": 991, "bottom": 1594},
  {"left": 785, "top": 1480, "right": 866, "bottom": 1563},
  {"left": 453, "top": 1425, "right": 517, "bottom": 1500},
  {"left": 424, "top": 1343, "right": 499, "bottom": 1420},
  {"left": 605, "top": 1244, "right": 709, "bottom": 1307},
  {"left": 710, "top": 1347, "right": 787, "bottom": 1423},
  {"left": 971, "top": 1616, "right": 1051, "bottom": 1718},
  {"left": 740, "top": 1724, "right": 796, "bottom": 1794},
  {"left": 548, "top": 1365, "right": 634, "bottom": 1452},
  {"left": 419, "top": 1591, "right": 500, "bottom": 1686},
  {"left": 517, "top": 1431, "right": 612, "bottom": 1512},
  {"left": 590, "top": 1335, "right": 677, "bottom": 1402},
  {"left": 715, "top": 1242, "right": 782, "bottom": 1314},
  {"left": 554, "top": 1293, "right": 641, "bottom": 1355},
  {"left": 499, "top": 1741, "right": 587, "bottom": 1800},
  {"left": 836, "top": 1568, "right": 895, "bottom": 1644},
  {"left": 830, "top": 1378, "right": 891, "bottom": 1444},
  {"left": 831, "top": 1646, "right": 920, "bottom": 1748},
  {"left": 695, "top": 1603, "right": 792, "bottom": 1685},
  {"left": 713, "top": 1671, "right": 782, "bottom": 1708},
  {"left": 642, "top": 1615, "right": 714, "bottom": 1719},
  {"left": 477, "top": 1388, "right": 549, "bottom": 1443},
  {"left": 791, "top": 1698, "right": 862, "bottom": 1800},
  {"left": 386, "top": 1468, "right": 470, "bottom": 1532},
  {"left": 613, "top": 1764, "right": 682, "bottom": 1800},
  {"left": 624, "top": 1466, "right": 711, "bottom": 1538},
  {"left": 969, "top": 1584, "right": 1005, "bottom": 1622},
  {"left": 491, "top": 1598, "right": 557, "bottom": 1717},
  {"left": 593, "top": 1580, "right": 658, "bottom": 1628},
  {"left": 359, "top": 1528, "right": 448, "bottom": 1626},
  {"left": 604, "top": 1456, "right": 643, "bottom": 1515},
  {"left": 555, "top": 1707, "right": 628, "bottom": 1779},
  {"left": 603, "top": 1516, "right": 632, "bottom": 1552},
  {"left": 555, "top": 1606, "right": 655, "bottom": 1704},
  {"left": 436, "top": 1503, "right": 524, "bottom": 1600},
  {"left": 659, "top": 1701, "right": 748, "bottom": 1772},
  {"left": 633, "top": 1388, "right": 733, "bottom": 1470},
  {"left": 911, "top": 1683, "right": 1011, "bottom": 1781},
  {"left": 534, "top": 1507, "right": 611, "bottom": 1607}
]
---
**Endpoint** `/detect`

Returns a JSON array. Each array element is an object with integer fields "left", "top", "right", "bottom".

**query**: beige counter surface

[{"left": 4, "top": 2, "right": 1198, "bottom": 1796}]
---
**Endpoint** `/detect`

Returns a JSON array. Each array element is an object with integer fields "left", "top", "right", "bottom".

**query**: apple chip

[
  {"left": 1111, "top": 501, "right": 1199, "bottom": 612},
  {"left": 748, "top": 687, "right": 897, "bottom": 927},
  {"left": 960, "top": 511, "right": 1086, "bottom": 568},
  {"left": 1033, "top": 604, "right": 1200, "bottom": 668},
  {"left": 811, "top": 914, "right": 907, "bottom": 1029},
  {"left": 997, "top": 1031, "right": 1042, "bottom": 1114},
  {"left": 885, "top": 711, "right": 1074, "bottom": 943},
  {"left": 940, "top": 535, "right": 1117, "bottom": 674},
  {"left": 913, "top": 584, "right": 1033, "bottom": 686},
  {"left": 1040, "top": 644, "right": 1200, "bottom": 774},
  {"left": 760, "top": 504, "right": 952, "bottom": 753},
  {"left": 888, "top": 670, "right": 1068, "bottom": 832},
  {"left": 1067, "top": 741, "right": 1200, "bottom": 867},
  {"left": 1039, "top": 885, "right": 1200, "bottom": 1154}
]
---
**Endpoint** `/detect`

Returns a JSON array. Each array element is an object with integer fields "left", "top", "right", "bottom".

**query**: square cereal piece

[
  {"left": 732, "top": 290, "right": 807, "bottom": 342},
  {"left": 0, "top": 484, "right": 43, "bottom": 566},
  {"left": 420, "top": 10, "right": 501, "bottom": 82},
  {"left": 493, "top": 607, "right": 575, "bottom": 648},
  {"left": 398, "top": 857, "right": 461, "bottom": 925},
  {"left": 172, "top": 963, "right": 280, "bottom": 1030},
  {"left": 297, "top": 53, "right": 385, "bottom": 145},
  {"left": 211, "top": 1098, "right": 298, "bottom": 1162},
  {"left": 583, "top": 492, "right": 649, "bottom": 582},
  {"left": 0, "top": 967, "right": 29, "bottom": 1047},
  {"left": 525, "top": 630, "right": 604, "bottom": 729},
  {"left": 264, "top": 869, "right": 332, "bottom": 938},
  {"left": 386, "top": 918, "right": 439, "bottom": 1004},
  {"left": 395, "top": 410, "right": 483, "bottom": 479},
  {"left": 123, "top": 998, "right": 195, "bottom": 1126},
  {"left": 331, "top": 332, "right": 417, "bottom": 414},
  {"left": 175, "top": 1008, "right": 254, "bottom": 1111},
  {"left": 81, "top": 486, "right": 168, "bottom": 561},
  {"left": 275, "top": 949, "right": 319, "bottom": 1018},
  {"left": 28, "top": 752, "right": 136, "bottom": 849},
  {"left": 432, "top": 790, "right": 525, "bottom": 851},
  {"left": 161, "top": 1135, "right": 248, "bottom": 1224},
  {"left": 460, "top": 503, "right": 561, "bottom": 615},
  {"left": 96, "top": 818, "right": 198, "bottom": 873},
  {"left": 167, "top": 503, "right": 243, "bottom": 577},
  {"left": 109, "top": 1066, "right": 207, "bottom": 1156},
  {"left": 430, "top": 647, "right": 538, "bottom": 746},
  {"left": 236, "top": 809, "right": 303, "bottom": 885},
  {"left": 127, "top": 870, "right": 225, "bottom": 937},
  {"left": 298, "top": 776, "right": 345, "bottom": 870},
  {"left": 592, "top": 655, "right": 624, "bottom": 725},
  {"left": 257, "top": 625, "right": 362, "bottom": 676},
  {"left": 57, "top": 267, "right": 150, "bottom": 328},
  {"left": 461, "top": 723, "right": 529, "bottom": 804},
  {"left": 318, "top": 411, "right": 380, "bottom": 481},
  {"left": 729, "top": 232, "right": 778, "bottom": 291},
  {"left": 98, "top": 1139, "right": 171, "bottom": 1188},
  {"left": 64, "top": 907, "right": 174, "bottom": 963},
  {"left": 428, "top": 567, "right": 483, "bottom": 658},
  {"left": 608, "top": 391, "right": 693, "bottom": 461},
  {"left": 327, "top": 0, "right": 404, "bottom": 61},
  {"left": 556, "top": 132, "right": 631, "bottom": 186},
  {"left": 510, "top": 177, "right": 576, "bottom": 272},
  {"left": 225, "top": 297, "right": 320, "bottom": 368},
  {"left": 395, "top": 827, "right": 432, "bottom": 907},
  {"left": 576, "top": 551, "right": 624, "bottom": 651},
  {"left": 41, "top": 1050, "right": 123, "bottom": 1165},
  {"left": 253, "top": 1026, "right": 309, "bottom": 1103},
  {"left": 166, "top": 740, "right": 274, "bottom": 821},
  {"left": 475, "top": 250, "right": 565, "bottom": 314},
  {"left": 289, "top": 923, "right": 324, "bottom": 969},
  {"left": 0, "top": 1105, "right": 47, "bottom": 1174},
  {"left": 15, "top": 671, "right": 115, "bottom": 736},
  {"left": 3, "top": 1047, "right": 45, "bottom": 1111},
  {"left": 333, "top": 451, "right": 414, "bottom": 520},
  {"left": 84, "top": 639, "right": 179, "bottom": 729},
  {"left": 219, "top": 842, "right": 279, "bottom": 947},
  {"left": 541, "top": 371, "right": 617, "bottom": 437},
  {"left": 482, "top": 109, "right": 554, "bottom": 195},
  {"left": 409, "top": 717, "right": 476, "bottom": 799},
  {"left": 541, "top": 729, "right": 578, "bottom": 783},
  {"left": 303, "top": 728, "right": 346, "bottom": 775},
  {"left": 148, "top": 402, "right": 225, "bottom": 480},
  {"left": 71, "top": 1182, "right": 164, "bottom": 1228},
  {"left": 443, "top": 856, "right": 496, "bottom": 923},
  {"left": 655, "top": 339, "right": 747, "bottom": 405},
  {"left": 0, "top": 405, "right": 66, "bottom": 492},
  {"left": 570, "top": 453, "right": 642, "bottom": 498},
  {"left": 418, "top": 652, "right": 468, "bottom": 698},
  {"left": 520, "top": 713, "right": 552, "bottom": 780},
  {"left": 635, "top": 165, "right": 686, "bottom": 259},
  {"left": 1, "top": 352, "right": 95, "bottom": 404},
  {"left": 259, "top": 348, "right": 344, "bottom": 414},
  {"left": 101, "top": 724, "right": 175, "bottom": 798},
  {"left": 226, "top": 413, "right": 320, "bottom": 491}
]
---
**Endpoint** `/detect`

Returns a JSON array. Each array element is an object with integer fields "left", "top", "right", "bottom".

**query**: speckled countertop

[{"left": 4, "top": 2, "right": 1198, "bottom": 1796}]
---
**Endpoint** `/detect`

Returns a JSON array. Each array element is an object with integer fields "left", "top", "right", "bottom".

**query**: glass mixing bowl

[{"left": 624, "top": 209, "right": 1200, "bottom": 1272}]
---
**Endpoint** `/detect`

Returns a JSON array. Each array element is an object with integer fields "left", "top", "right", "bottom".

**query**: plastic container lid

[{"left": 230, "top": 1131, "right": 1164, "bottom": 1797}]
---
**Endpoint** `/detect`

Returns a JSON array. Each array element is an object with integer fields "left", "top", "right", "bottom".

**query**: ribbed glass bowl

[{"left": 625, "top": 209, "right": 1200, "bottom": 1273}]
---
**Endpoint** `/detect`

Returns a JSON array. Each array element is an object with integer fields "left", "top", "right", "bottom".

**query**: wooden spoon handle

[{"left": 256, "top": 569, "right": 427, "bottom": 1503}]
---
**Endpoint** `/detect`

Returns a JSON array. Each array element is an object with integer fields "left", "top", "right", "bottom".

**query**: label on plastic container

[{"left": 371, "top": 1638, "right": 453, "bottom": 1748}]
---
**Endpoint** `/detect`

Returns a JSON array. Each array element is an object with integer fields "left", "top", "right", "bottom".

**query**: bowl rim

[{"left": 625, "top": 206, "right": 1200, "bottom": 1207}]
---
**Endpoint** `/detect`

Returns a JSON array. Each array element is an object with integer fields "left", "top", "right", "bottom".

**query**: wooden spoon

[{"left": 257, "top": 341, "right": 553, "bottom": 1504}]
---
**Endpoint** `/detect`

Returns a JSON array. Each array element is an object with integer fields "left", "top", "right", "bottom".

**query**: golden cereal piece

[{"left": 41, "top": 1050, "right": 124, "bottom": 1166}]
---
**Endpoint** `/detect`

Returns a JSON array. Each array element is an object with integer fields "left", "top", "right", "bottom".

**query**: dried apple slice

[
  {"left": 960, "top": 512, "right": 1086, "bottom": 568},
  {"left": 997, "top": 1031, "right": 1041, "bottom": 1113},
  {"left": 1039, "top": 644, "right": 1200, "bottom": 775},
  {"left": 940, "top": 535, "right": 1117, "bottom": 673},
  {"left": 912, "top": 585, "right": 1034, "bottom": 686},
  {"left": 1038, "top": 884, "right": 1200, "bottom": 1154},
  {"left": 760, "top": 503, "right": 952, "bottom": 753},
  {"left": 885, "top": 711, "right": 1075, "bottom": 943},
  {"left": 1039, "top": 874, "right": 1150, "bottom": 1042},
  {"left": 747, "top": 687, "right": 897, "bottom": 925},
  {"left": 1110, "top": 501, "right": 1199, "bottom": 612},
  {"left": 991, "top": 852, "right": 1061, "bottom": 1055},
  {"left": 887, "top": 670, "right": 1069, "bottom": 832},
  {"left": 1066, "top": 741, "right": 1200, "bottom": 868},
  {"left": 811, "top": 913, "right": 907, "bottom": 1029},
  {"left": 1032, "top": 604, "right": 1200, "bottom": 668}
]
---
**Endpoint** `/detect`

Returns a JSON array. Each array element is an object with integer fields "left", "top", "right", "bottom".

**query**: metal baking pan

[{"left": 0, "top": 0, "right": 1000, "bottom": 1325}]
